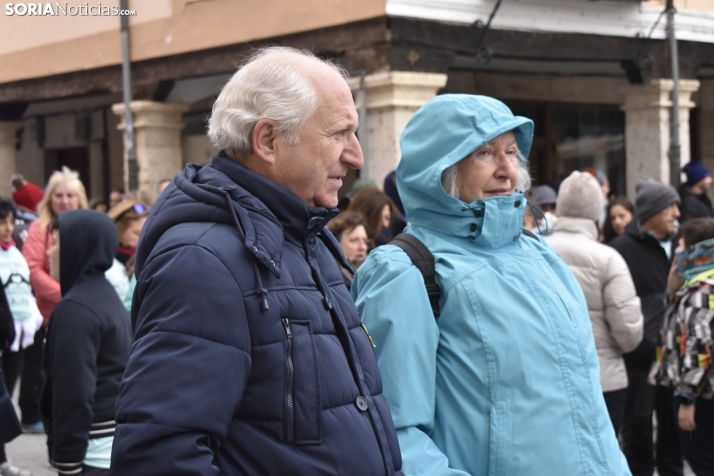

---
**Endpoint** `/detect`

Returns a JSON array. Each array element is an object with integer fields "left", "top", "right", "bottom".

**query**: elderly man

[
  {"left": 610, "top": 181, "right": 684, "bottom": 476},
  {"left": 352, "top": 95, "right": 630, "bottom": 475},
  {"left": 111, "top": 47, "right": 402, "bottom": 475}
]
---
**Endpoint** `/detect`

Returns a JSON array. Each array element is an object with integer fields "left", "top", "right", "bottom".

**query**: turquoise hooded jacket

[{"left": 352, "top": 95, "right": 630, "bottom": 475}]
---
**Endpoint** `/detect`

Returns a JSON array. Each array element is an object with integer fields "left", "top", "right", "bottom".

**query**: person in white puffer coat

[{"left": 546, "top": 171, "right": 643, "bottom": 435}]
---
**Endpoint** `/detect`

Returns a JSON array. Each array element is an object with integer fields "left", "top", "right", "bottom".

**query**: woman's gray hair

[
  {"left": 441, "top": 150, "right": 531, "bottom": 199},
  {"left": 208, "top": 47, "right": 349, "bottom": 154}
]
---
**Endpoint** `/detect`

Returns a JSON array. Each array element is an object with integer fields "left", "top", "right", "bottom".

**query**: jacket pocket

[{"left": 282, "top": 318, "right": 322, "bottom": 445}]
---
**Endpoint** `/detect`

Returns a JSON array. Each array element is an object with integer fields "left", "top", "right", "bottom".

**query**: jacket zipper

[{"left": 282, "top": 317, "right": 295, "bottom": 443}]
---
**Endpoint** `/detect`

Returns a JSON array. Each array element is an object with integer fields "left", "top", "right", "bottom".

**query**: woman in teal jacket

[{"left": 352, "top": 95, "right": 630, "bottom": 476}]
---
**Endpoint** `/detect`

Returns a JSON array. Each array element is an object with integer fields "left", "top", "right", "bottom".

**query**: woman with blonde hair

[{"left": 20, "top": 166, "right": 87, "bottom": 432}]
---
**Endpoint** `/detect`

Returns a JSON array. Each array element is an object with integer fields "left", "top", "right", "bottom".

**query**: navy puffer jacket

[{"left": 112, "top": 153, "right": 402, "bottom": 475}]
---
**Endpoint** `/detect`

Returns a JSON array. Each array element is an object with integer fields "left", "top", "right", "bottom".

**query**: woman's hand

[{"left": 678, "top": 403, "right": 696, "bottom": 431}]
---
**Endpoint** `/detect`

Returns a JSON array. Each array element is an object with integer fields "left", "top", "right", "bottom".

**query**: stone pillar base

[
  {"left": 699, "top": 80, "right": 714, "bottom": 203},
  {"left": 620, "top": 79, "right": 699, "bottom": 198},
  {"left": 0, "top": 122, "right": 21, "bottom": 198},
  {"left": 349, "top": 72, "right": 448, "bottom": 186},
  {"left": 111, "top": 101, "right": 189, "bottom": 194}
]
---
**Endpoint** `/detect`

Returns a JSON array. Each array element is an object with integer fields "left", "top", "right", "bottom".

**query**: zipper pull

[
  {"left": 282, "top": 318, "right": 292, "bottom": 338},
  {"left": 259, "top": 288, "right": 270, "bottom": 312}
]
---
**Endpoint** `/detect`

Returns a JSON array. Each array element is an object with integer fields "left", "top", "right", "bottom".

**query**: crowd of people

[
  {"left": 0, "top": 46, "right": 713, "bottom": 476},
  {"left": 0, "top": 171, "right": 164, "bottom": 475}
]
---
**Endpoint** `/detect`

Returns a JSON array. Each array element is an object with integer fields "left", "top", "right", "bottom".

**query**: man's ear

[{"left": 252, "top": 119, "right": 278, "bottom": 166}]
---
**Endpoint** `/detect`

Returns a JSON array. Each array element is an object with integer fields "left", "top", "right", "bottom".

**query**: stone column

[
  {"left": 0, "top": 122, "right": 21, "bottom": 198},
  {"left": 111, "top": 101, "right": 189, "bottom": 193},
  {"left": 699, "top": 80, "right": 714, "bottom": 203},
  {"left": 349, "top": 72, "right": 448, "bottom": 186},
  {"left": 620, "top": 79, "right": 699, "bottom": 198}
]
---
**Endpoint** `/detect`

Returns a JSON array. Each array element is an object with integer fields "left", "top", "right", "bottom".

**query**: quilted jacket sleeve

[
  {"left": 352, "top": 246, "right": 471, "bottom": 476},
  {"left": 602, "top": 251, "right": 643, "bottom": 353},
  {"left": 111, "top": 245, "right": 252, "bottom": 476}
]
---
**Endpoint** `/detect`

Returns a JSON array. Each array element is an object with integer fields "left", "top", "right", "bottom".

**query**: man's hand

[
  {"left": 678, "top": 403, "right": 696, "bottom": 431},
  {"left": 667, "top": 260, "right": 684, "bottom": 295}
]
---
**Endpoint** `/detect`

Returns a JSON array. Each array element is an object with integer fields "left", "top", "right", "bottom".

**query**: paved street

[
  {"left": 6, "top": 433, "right": 54, "bottom": 476},
  {"left": 7, "top": 385, "right": 54, "bottom": 476}
]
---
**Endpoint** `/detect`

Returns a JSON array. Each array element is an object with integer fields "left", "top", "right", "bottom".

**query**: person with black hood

[
  {"left": 41, "top": 209, "right": 131, "bottom": 476},
  {"left": 610, "top": 180, "right": 684, "bottom": 476}
]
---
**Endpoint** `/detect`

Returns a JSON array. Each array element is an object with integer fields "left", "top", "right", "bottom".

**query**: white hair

[
  {"left": 208, "top": 47, "right": 349, "bottom": 154},
  {"left": 441, "top": 150, "right": 532, "bottom": 200}
]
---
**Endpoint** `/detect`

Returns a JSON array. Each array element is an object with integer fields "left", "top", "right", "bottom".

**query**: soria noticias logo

[{"left": 5, "top": 3, "right": 137, "bottom": 16}]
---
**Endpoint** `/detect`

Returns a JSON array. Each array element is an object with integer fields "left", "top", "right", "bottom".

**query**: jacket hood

[
  {"left": 58, "top": 209, "right": 118, "bottom": 295},
  {"left": 396, "top": 94, "right": 533, "bottom": 243}
]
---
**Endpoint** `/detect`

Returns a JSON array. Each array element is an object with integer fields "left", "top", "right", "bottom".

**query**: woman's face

[
  {"left": 610, "top": 205, "right": 633, "bottom": 236},
  {"left": 51, "top": 184, "right": 80, "bottom": 215},
  {"left": 339, "top": 225, "right": 368, "bottom": 261},
  {"left": 455, "top": 132, "right": 519, "bottom": 203},
  {"left": 120, "top": 216, "right": 147, "bottom": 248},
  {"left": 381, "top": 205, "right": 391, "bottom": 229}
]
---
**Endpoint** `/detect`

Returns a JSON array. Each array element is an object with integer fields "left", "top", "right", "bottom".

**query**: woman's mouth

[{"left": 485, "top": 189, "right": 511, "bottom": 196}]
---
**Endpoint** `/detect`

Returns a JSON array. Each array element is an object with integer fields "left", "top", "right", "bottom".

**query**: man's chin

[{"left": 313, "top": 196, "right": 339, "bottom": 209}]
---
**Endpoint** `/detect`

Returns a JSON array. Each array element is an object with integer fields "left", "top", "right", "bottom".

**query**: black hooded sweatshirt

[{"left": 41, "top": 209, "right": 131, "bottom": 474}]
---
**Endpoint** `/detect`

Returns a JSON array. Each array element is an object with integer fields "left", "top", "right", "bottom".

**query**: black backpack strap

[
  {"left": 521, "top": 228, "right": 539, "bottom": 241},
  {"left": 390, "top": 233, "right": 441, "bottom": 318}
]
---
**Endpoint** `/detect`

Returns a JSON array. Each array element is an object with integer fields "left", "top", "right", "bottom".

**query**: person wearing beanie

[
  {"left": 546, "top": 171, "right": 643, "bottom": 435},
  {"left": 610, "top": 179, "right": 684, "bottom": 476},
  {"left": 11, "top": 175, "right": 44, "bottom": 214},
  {"left": 527, "top": 184, "right": 558, "bottom": 235},
  {"left": 583, "top": 167, "right": 611, "bottom": 229},
  {"left": 678, "top": 161, "right": 714, "bottom": 223}
]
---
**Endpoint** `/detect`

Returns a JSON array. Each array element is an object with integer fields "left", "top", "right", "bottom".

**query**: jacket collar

[
  {"left": 625, "top": 220, "right": 673, "bottom": 244},
  {"left": 429, "top": 191, "right": 526, "bottom": 249},
  {"left": 211, "top": 152, "right": 339, "bottom": 244},
  {"left": 552, "top": 216, "right": 598, "bottom": 241}
]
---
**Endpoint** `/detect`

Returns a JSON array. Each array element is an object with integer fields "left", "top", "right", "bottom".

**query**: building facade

[{"left": 0, "top": 0, "right": 712, "bottom": 202}]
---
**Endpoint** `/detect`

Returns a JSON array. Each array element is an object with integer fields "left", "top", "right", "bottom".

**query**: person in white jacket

[{"left": 546, "top": 171, "right": 643, "bottom": 435}]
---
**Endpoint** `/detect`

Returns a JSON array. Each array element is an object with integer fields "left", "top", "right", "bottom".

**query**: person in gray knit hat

[
  {"left": 609, "top": 179, "right": 684, "bottom": 476},
  {"left": 546, "top": 172, "right": 643, "bottom": 435},
  {"left": 634, "top": 179, "right": 681, "bottom": 227}
]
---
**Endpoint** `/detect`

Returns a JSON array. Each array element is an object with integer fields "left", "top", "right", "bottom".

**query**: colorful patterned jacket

[{"left": 652, "top": 269, "right": 714, "bottom": 400}]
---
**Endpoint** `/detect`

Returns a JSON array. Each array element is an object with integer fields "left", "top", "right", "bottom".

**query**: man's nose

[{"left": 344, "top": 134, "right": 364, "bottom": 170}]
